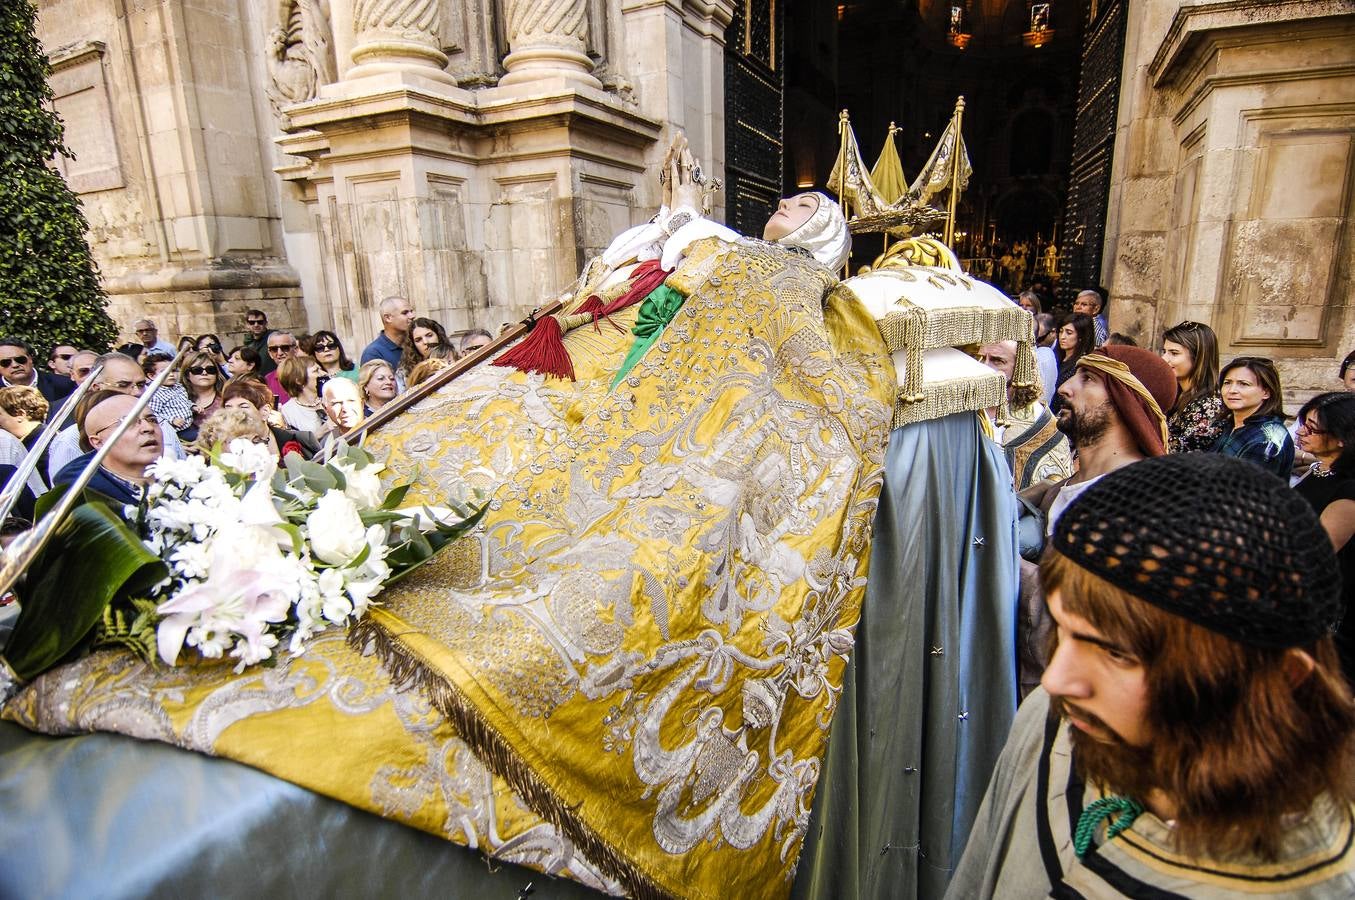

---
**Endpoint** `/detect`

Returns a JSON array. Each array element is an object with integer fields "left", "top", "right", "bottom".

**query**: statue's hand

[{"left": 672, "top": 145, "right": 703, "bottom": 212}]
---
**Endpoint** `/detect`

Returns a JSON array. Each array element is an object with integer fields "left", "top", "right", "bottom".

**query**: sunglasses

[
  {"left": 73, "top": 366, "right": 93, "bottom": 378},
  {"left": 246, "top": 318, "right": 266, "bottom": 325},
  {"left": 313, "top": 341, "right": 338, "bottom": 350},
  {"left": 53, "top": 352, "right": 75, "bottom": 361},
  {"left": 187, "top": 365, "right": 218, "bottom": 376},
  {"left": 268, "top": 344, "right": 296, "bottom": 354},
  {"left": 0, "top": 355, "right": 29, "bottom": 368}
]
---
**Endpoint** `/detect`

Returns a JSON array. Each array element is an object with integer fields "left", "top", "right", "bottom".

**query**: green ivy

[{"left": 0, "top": 0, "right": 116, "bottom": 360}]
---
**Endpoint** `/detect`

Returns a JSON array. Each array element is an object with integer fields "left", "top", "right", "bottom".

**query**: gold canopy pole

[
  {"left": 944, "top": 96, "right": 965, "bottom": 247},
  {"left": 836, "top": 109, "right": 851, "bottom": 278}
]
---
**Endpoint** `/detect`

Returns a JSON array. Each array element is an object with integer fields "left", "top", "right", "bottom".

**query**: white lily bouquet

[{"left": 129, "top": 439, "right": 481, "bottom": 671}]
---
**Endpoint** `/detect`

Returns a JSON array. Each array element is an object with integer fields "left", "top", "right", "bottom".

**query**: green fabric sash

[{"left": 610, "top": 284, "right": 687, "bottom": 388}]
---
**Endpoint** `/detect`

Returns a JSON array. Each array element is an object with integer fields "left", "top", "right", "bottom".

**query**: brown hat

[{"left": 1099, "top": 344, "right": 1177, "bottom": 414}]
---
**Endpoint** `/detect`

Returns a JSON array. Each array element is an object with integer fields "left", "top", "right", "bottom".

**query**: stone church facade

[{"left": 33, "top": 0, "right": 1355, "bottom": 398}]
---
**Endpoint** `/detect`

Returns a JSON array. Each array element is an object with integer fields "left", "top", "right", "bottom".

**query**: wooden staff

[{"left": 343, "top": 296, "right": 567, "bottom": 443}]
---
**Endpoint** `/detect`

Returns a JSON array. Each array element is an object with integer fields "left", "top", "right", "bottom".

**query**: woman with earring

[
  {"left": 1209, "top": 356, "right": 1293, "bottom": 477},
  {"left": 1161, "top": 320, "right": 1224, "bottom": 453},
  {"left": 1293, "top": 391, "right": 1355, "bottom": 673}
]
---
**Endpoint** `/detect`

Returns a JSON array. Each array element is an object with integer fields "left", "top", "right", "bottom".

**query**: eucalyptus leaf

[{"left": 380, "top": 482, "right": 412, "bottom": 510}]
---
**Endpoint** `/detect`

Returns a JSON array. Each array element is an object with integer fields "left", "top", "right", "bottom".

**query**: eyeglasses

[
  {"left": 1297, "top": 419, "right": 1329, "bottom": 436},
  {"left": 0, "top": 355, "right": 29, "bottom": 368},
  {"left": 186, "top": 366, "right": 217, "bottom": 376},
  {"left": 92, "top": 413, "right": 158, "bottom": 438},
  {"left": 268, "top": 343, "right": 296, "bottom": 354},
  {"left": 73, "top": 366, "right": 93, "bottom": 378},
  {"left": 313, "top": 341, "right": 338, "bottom": 350},
  {"left": 102, "top": 378, "right": 150, "bottom": 391},
  {"left": 134, "top": 327, "right": 156, "bottom": 334}
]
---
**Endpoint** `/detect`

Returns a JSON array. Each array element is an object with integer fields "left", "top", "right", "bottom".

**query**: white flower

[
  {"left": 220, "top": 438, "right": 278, "bottom": 482},
  {"left": 148, "top": 454, "right": 208, "bottom": 487},
  {"left": 307, "top": 489, "right": 367, "bottom": 565},
  {"left": 168, "top": 540, "right": 212, "bottom": 581},
  {"left": 334, "top": 459, "right": 385, "bottom": 509}
]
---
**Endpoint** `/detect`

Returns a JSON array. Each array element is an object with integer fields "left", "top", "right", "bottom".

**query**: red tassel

[
  {"left": 492, "top": 315, "right": 576, "bottom": 381},
  {"left": 599, "top": 259, "right": 670, "bottom": 317},
  {"left": 576, "top": 295, "right": 606, "bottom": 332}
]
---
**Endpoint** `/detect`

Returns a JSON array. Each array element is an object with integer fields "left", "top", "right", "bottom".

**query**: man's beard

[
  {"left": 1057, "top": 399, "right": 1112, "bottom": 448},
  {"left": 1053, "top": 696, "right": 1158, "bottom": 800}
]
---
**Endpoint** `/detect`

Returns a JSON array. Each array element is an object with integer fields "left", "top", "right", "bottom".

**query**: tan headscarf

[{"left": 1075, "top": 345, "right": 1178, "bottom": 457}]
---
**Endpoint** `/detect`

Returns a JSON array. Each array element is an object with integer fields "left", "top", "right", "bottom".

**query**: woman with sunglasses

[
  {"left": 195, "top": 334, "right": 229, "bottom": 376},
  {"left": 1160, "top": 320, "right": 1224, "bottom": 453},
  {"left": 180, "top": 350, "right": 224, "bottom": 430},
  {"left": 309, "top": 330, "right": 359, "bottom": 383},
  {"left": 1208, "top": 356, "right": 1293, "bottom": 477},
  {"left": 1293, "top": 391, "right": 1355, "bottom": 673},
  {"left": 399, "top": 317, "right": 454, "bottom": 384}
]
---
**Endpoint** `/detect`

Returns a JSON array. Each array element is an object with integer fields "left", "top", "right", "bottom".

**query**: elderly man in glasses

[
  {"left": 0, "top": 337, "right": 75, "bottom": 411},
  {"left": 43, "top": 353, "right": 187, "bottom": 483},
  {"left": 131, "top": 318, "right": 177, "bottom": 358},
  {"left": 49, "top": 391, "right": 164, "bottom": 511}
]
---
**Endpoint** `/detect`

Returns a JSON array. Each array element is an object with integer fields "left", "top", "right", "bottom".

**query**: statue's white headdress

[{"left": 777, "top": 192, "right": 851, "bottom": 272}]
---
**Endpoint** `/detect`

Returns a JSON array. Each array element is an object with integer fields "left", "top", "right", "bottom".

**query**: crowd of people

[{"left": 0, "top": 303, "right": 496, "bottom": 527}]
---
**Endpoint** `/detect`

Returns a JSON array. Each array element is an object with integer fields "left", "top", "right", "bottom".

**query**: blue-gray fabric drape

[
  {"left": 793, "top": 411, "right": 1020, "bottom": 900},
  {"left": 0, "top": 721, "right": 601, "bottom": 899}
]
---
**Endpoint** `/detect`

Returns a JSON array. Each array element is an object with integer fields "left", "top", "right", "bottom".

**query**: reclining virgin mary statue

[{"left": 2, "top": 137, "right": 899, "bottom": 899}]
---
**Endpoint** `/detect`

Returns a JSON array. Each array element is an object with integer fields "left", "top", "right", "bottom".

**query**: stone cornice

[
  {"left": 1150, "top": 0, "right": 1355, "bottom": 88},
  {"left": 47, "top": 39, "right": 105, "bottom": 72}
]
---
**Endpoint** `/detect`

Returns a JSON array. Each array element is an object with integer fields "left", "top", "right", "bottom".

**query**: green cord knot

[{"left": 1073, "top": 795, "right": 1144, "bottom": 858}]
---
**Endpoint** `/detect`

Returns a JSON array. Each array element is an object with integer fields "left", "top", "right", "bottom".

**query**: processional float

[{"left": 1, "top": 111, "right": 1035, "bottom": 900}]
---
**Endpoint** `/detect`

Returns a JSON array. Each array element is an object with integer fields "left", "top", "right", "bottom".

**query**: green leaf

[
  {"left": 379, "top": 482, "right": 412, "bottom": 510},
  {"left": 275, "top": 522, "right": 304, "bottom": 555},
  {"left": 2, "top": 501, "right": 167, "bottom": 682}
]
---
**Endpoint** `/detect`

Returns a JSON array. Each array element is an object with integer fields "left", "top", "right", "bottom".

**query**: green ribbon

[
  {"left": 1073, "top": 794, "right": 1145, "bottom": 858},
  {"left": 611, "top": 284, "right": 688, "bottom": 388}
]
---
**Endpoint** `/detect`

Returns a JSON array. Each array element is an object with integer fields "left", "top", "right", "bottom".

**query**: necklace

[{"left": 1310, "top": 461, "right": 1334, "bottom": 478}]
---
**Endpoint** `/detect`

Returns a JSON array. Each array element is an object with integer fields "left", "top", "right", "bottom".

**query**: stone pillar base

[{"left": 500, "top": 46, "right": 602, "bottom": 90}]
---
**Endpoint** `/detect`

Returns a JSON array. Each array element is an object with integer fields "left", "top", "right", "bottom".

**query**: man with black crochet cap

[{"left": 948, "top": 453, "right": 1355, "bottom": 898}]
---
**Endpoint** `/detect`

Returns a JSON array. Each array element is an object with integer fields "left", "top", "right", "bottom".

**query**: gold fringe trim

[
  {"left": 348, "top": 619, "right": 675, "bottom": 900},
  {"left": 892, "top": 371, "right": 1005, "bottom": 428},
  {"left": 875, "top": 298, "right": 1033, "bottom": 406}
]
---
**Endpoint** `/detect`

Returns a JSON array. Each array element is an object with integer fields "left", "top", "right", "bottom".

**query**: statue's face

[{"left": 763, "top": 193, "right": 820, "bottom": 242}]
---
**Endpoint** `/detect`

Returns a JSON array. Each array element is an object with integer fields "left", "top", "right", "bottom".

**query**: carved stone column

[
  {"left": 346, "top": 0, "right": 456, "bottom": 84},
  {"left": 500, "top": 0, "right": 602, "bottom": 89}
]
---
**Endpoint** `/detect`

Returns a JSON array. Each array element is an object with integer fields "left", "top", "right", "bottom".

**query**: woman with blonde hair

[
  {"left": 358, "top": 359, "right": 398, "bottom": 414},
  {"left": 1160, "top": 320, "right": 1223, "bottom": 453}
]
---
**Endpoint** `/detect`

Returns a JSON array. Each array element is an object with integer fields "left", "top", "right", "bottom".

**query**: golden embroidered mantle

[{"left": 6, "top": 238, "right": 896, "bottom": 899}]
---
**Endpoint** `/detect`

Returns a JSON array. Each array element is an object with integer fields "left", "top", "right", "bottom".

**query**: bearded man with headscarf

[{"left": 1014, "top": 344, "right": 1178, "bottom": 697}]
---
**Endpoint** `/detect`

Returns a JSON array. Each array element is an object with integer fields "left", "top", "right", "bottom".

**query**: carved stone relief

[{"left": 266, "top": 0, "right": 337, "bottom": 113}]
